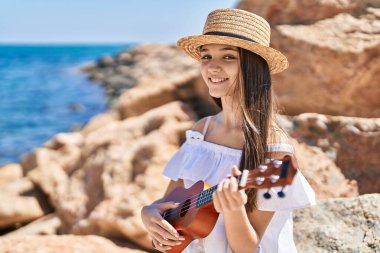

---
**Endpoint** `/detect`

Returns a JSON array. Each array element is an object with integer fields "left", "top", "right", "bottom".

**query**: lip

[{"left": 208, "top": 77, "right": 229, "bottom": 84}]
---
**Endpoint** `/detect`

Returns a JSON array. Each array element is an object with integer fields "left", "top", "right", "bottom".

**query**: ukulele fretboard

[{"left": 196, "top": 185, "right": 218, "bottom": 207}]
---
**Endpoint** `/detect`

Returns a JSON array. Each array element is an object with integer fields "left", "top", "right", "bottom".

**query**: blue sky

[{"left": 0, "top": 0, "right": 239, "bottom": 44}]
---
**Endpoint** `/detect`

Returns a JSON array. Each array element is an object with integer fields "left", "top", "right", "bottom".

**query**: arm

[
  {"left": 141, "top": 117, "right": 208, "bottom": 251},
  {"left": 224, "top": 208, "right": 274, "bottom": 253},
  {"left": 141, "top": 180, "right": 185, "bottom": 252}
]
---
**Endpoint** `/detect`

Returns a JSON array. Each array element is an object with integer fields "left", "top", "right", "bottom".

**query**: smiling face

[{"left": 200, "top": 44, "right": 241, "bottom": 98}]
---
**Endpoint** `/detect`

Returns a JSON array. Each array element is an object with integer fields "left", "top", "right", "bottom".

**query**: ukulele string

[
  {"left": 163, "top": 175, "right": 276, "bottom": 219},
  {"left": 163, "top": 175, "right": 241, "bottom": 219}
]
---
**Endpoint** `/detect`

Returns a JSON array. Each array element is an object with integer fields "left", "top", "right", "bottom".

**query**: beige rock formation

[
  {"left": 294, "top": 193, "right": 380, "bottom": 252},
  {"left": 284, "top": 113, "right": 380, "bottom": 194},
  {"left": 81, "top": 44, "right": 200, "bottom": 108},
  {"left": 14, "top": 101, "right": 195, "bottom": 250},
  {"left": 291, "top": 140, "right": 358, "bottom": 199},
  {"left": 271, "top": 10, "right": 380, "bottom": 117},
  {"left": 0, "top": 177, "right": 34, "bottom": 195},
  {"left": 237, "top": 1, "right": 380, "bottom": 117},
  {"left": 5, "top": 213, "right": 61, "bottom": 236},
  {"left": 0, "top": 235, "right": 148, "bottom": 253},
  {"left": 0, "top": 193, "right": 46, "bottom": 229},
  {"left": 0, "top": 163, "right": 23, "bottom": 185},
  {"left": 237, "top": 0, "right": 366, "bottom": 25}
]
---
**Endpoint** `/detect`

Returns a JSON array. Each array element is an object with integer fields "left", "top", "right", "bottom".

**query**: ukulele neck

[{"left": 195, "top": 175, "right": 242, "bottom": 208}]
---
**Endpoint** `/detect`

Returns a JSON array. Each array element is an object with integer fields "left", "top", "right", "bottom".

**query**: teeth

[{"left": 210, "top": 78, "right": 227, "bottom": 83}]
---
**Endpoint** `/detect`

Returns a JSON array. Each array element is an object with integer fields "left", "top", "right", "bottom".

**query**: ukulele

[{"left": 159, "top": 155, "right": 298, "bottom": 253}]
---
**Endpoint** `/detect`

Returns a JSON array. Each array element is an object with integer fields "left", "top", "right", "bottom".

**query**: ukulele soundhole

[{"left": 180, "top": 199, "right": 192, "bottom": 217}]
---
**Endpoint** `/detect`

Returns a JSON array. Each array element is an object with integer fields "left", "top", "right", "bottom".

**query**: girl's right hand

[{"left": 141, "top": 201, "right": 185, "bottom": 252}]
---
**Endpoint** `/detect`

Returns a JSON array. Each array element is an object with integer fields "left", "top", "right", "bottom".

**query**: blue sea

[{"left": 0, "top": 44, "right": 133, "bottom": 166}]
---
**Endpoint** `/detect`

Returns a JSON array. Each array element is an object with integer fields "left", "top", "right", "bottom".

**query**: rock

[
  {"left": 81, "top": 110, "right": 120, "bottom": 136},
  {"left": 270, "top": 10, "right": 380, "bottom": 117},
  {"left": 20, "top": 148, "right": 61, "bottom": 174},
  {"left": 0, "top": 164, "right": 23, "bottom": 185},
  {"left": 97, "top": 56, "right": 115, "bottom": 68},
  {"left": 4, "top": 213, "right": 61, "bottom": 236},
  {"left": 0, "top": 177, "right": 34, "bottom": 195},
  {"left": 118, "top": 76, "right": 198, "bottom": 119},
  {"left": 44, "top": 132, "right": 84, "bottom": 150},
  {"left": 80, "top": 44, "right": 200, "bottom": 107},
  {"left": 284, "top": 113, "right": 380, "bottom": 194},
  {"left": 292, "top": 140, "right": 358, "bottom": 199},
  {"left": 0, "top": 235, "right": 148, "bottom": 253},
  {"left": 294, "top": 194, "right": 380, "bottom": 252},
  {"left": 237, "top": 0, "right": 365, "bottom": 25},
  {"left": 19, "top": 101, "right": 195, "bottom": 249},
  {"left": 21, "top": 144, "right": 82, "bottom": 175},
  {"left": 0, "top": 193, "right": 46, "bottom": 229},
  {"left": 116, "top": 52, "right": 133, "bottom": 65},
  {"left": 26, "top": 162, "right": 83, "bottom": 233}
]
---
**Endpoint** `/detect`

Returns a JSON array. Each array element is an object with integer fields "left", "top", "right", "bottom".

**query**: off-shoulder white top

[{"left": 163, "top": 117, "right": 315, "bottom": 253}]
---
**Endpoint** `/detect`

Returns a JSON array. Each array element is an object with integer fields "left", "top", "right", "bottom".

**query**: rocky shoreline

[{"left": 1, "top": 1, "right": 380, "bottom": 252}]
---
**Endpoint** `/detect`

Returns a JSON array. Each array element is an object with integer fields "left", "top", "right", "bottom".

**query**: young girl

[{"left": 141, "top": 8, "right": 315, "bottom": 253}]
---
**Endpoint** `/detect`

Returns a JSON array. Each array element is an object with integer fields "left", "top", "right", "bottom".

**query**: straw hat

[{"left": 177, "top": 8, "right": 288, "bottom": 74}]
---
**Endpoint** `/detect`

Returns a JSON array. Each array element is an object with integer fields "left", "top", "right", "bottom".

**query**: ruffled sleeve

[
  {"left": 162, "top": 130, "right": 242, "bottom": 185},
  {"left": 162, "top": 130, "right": 204, "bottom": 181},
  {"left": 256, "top": 170, "right": 316, "bottom": 211},
  {"left": 162, "top": 144, "right": 190, "bottom": 181}
]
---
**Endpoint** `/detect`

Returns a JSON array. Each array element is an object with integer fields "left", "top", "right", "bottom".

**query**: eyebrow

[{"left": 200, "top": 46, "right": 238, "bottom": 52}]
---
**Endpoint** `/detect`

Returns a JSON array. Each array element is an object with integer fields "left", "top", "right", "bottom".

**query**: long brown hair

[{"left": 212, "top": 47, "right": 277, "bottom": 211}]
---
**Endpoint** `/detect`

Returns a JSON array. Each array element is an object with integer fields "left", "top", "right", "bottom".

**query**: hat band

[{"left": 204, "top": 31, "right": 258, "bottom": 44}]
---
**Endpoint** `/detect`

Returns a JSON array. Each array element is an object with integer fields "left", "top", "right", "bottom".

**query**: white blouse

[{"left": 162, "top": 118, "right": 315, "bottom": 253}]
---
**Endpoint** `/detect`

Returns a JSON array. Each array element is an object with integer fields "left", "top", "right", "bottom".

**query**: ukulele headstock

[{"left": 239, "top": 155, "right": 298, "bottom": 199}]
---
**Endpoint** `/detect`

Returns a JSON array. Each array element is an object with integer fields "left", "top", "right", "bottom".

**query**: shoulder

[
  {"left": 266, "top": 124, "right": 295, "bottom": 157},
  {"left": 191, "top": 116, "right": 212, "bottom": 133},
  {"left": 267, "top": 124, "right": 290, "bottom": 145}
]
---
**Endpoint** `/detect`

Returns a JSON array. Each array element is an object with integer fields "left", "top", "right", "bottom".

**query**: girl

[{"left": 141, "top": 8, "right": 315, "bottom": 253}]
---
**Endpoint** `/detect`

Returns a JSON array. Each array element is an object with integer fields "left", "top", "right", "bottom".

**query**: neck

[{"left": 219, "top": 96, "right": 243, "bottom": 131}]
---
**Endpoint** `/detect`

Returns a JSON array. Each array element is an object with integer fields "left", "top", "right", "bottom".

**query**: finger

[
  {"left": 222, "top": 178, "right": 230, "bottom": 190},
  {"left": 219, "top": 180, "right": 231, "bottom": 210},
  {"left": 240, "top": 191, "right": 248, "bottom": 205},
  {"left": 157, "top": 201, "right": 180, "bottom": 212},
  {"left": 151, "top": 231, "right": 182, "bottom": 247},
  {"left": 160, "top": 218, "right": 180, "bottom": 239},
  {"left": 217, "top": 179, "right": 225, "bottom": 192},
  {"left": 228, "top": 177, "right": 242, "bottom": 203},
  {"left": 213, "top": 192, "right": 221, "bottom": 212},
  {"left": 232, "top": 165, "right": 241, "bottom": 176},
  {"left": 229, "top": 176, "right": 238, "bottom": 192},
  {"left": 150, "top": 221, "right": 179, "bottom": 241},
  {"left": 152, "top": 237, "right": 172, "bottom": 252}
]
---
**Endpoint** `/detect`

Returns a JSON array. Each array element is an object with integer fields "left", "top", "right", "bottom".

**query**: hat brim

[{"left": 177, "top": 35, "right": 289, "bottom": 74}]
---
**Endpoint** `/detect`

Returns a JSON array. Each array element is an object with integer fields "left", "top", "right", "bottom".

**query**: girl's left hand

[{"left": 213, "top": 165, "right": 248, "bottom": 213}]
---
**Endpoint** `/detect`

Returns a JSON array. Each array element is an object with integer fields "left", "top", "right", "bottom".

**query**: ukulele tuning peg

[
  {"left": 273, "top": 160, "right": 283, "bottom": 168},
  {"left": 259, "top": 165, "right": 268, "bottom": 173},
  {"left": 277, "top": 189, "right": 285, "bottom": 198},
  {"left": 263, "top": 191, "right": 271, "bottom": 199},
  {"left": 269, "top": 174, "right": 280, "bottom": 183},
  {"left": 256, "top": 176, "right": 265, "bottom": 185}
]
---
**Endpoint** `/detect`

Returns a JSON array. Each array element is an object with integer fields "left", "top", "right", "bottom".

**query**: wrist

[{"left": 223, "top": 205, "right": 246, "bottom": 216}]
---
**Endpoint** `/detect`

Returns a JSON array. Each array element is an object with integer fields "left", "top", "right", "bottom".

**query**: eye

[
  {"left": 224, "top": 55, "right": 236, "bottom": 60},
  {"left": 200, "top": 55, "right": 211, "bottom": 60}
]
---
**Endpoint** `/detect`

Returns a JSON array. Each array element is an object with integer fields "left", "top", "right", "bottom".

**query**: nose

[{"left": 207, "top": 61, "right": 222, "bottom": 74}]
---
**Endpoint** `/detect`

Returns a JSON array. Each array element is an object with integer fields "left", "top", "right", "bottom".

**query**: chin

[{"left": 208, "top": 90, "right": 224, "bottom": 98}]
